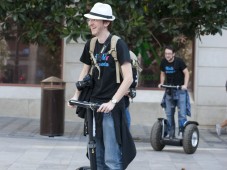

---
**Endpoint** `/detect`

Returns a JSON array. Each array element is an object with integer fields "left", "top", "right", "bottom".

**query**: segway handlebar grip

[
  {"left": 160, "top": 84, "right": 181, "bottom": 90},
  {"left": 69, "top": 99, "right": 101, "bottom": 110}
]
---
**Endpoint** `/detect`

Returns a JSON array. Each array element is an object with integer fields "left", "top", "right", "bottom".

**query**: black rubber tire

[
  {"left": 76, "top": 167, "right": 91, "bottom": 170},
  {"left": 183, "top": 124, "right": 199, "bottom": 154},
  {"left": 150, "top": 121, "right": 165, "bottom": 151}
]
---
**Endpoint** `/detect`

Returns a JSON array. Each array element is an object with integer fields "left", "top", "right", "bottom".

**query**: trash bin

[{"left": 40, "top": 76, "right": 65, "bottom": 137}]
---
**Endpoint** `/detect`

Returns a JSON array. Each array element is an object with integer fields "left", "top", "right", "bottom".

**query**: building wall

[
  {"left": 63, "top": 39, "right": 195, "bottom": 126},
  {"left": 0, "top": 31, "right": 227, "bottom": 127},
  {"left": 0, "top": 86, "right": 41, "bottom": 118},
  {"left": 194, "top": 30, "right": 227, "bottom": 126}
]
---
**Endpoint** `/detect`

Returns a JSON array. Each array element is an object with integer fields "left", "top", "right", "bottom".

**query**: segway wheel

[
  {"left": 76, "top": 166, "right": 91, "bottom": 170},
  {"left": 150, "top": 121, "right": 165, "bottom": 151},
  {"left": 183, "top": 124, "right": 199, "bottom": 154}
]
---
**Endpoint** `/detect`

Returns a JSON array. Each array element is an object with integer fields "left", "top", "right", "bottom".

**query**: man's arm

[
  {"left": 97, "top": 62, "right": 133, "bottom": 113},
  {"left": 112, "top": 62, "right": 133, "bottom": 102},
  {"left": 158, "top": 71, "right": 165, "bottom": 88},
  {"left": 182, "top": 67, "right": 189, "bottom": 89}
]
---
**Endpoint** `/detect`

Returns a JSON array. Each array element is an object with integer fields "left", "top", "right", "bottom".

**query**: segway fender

[
  {"left": 184, "top": 121, "right": 199, "bottom": 127},
  {"left": 157, "top": 118, "right": 168, "bottom": 123},
  {"left": 158, "top": 118, "right": 164, "bottom": 121}
]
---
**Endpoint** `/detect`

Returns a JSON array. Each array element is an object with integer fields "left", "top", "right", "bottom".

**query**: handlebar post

[{"left": 87, "top": 108, "right": 97, "bottom": 170}]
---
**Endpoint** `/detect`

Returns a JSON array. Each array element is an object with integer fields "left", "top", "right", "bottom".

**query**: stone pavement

[{"left": 0, "top": 116, "right": 227, "bottom": 170}]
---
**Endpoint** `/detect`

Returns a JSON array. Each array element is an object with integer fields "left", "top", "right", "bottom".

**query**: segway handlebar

[
  {"left": 161, "top": 84, "right": 181, "bottom": 90},
  {"left": 69, "top": 99, "right": 101, "bottom": 110}
]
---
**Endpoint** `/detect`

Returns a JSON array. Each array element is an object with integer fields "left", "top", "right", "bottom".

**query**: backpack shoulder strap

[
  {"left": 109, "top": 35, "right": 121, "bottom": 83},
  {"left": 89, "top": 37, "right": 101, "bottom": 78},
  {"left": 129, "top": 51, "right": 142, "bottom": 72},
  {"left": 90, "top": 37, "right": 98, "bottom": 54}
]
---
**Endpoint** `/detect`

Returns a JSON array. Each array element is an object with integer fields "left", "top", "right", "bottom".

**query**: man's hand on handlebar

[
  {"left": 181, "top": 85, "right": 187, "bottom": 90},
  {"left": 158, "top": 83, "right": 163, "bottom": 89},
  {"left": 97, "top": 101, "right": 115, "bottom": 113}
]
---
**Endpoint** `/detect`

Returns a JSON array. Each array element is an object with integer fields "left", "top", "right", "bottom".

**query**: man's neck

[{"left": 97, "top": 31, "right": 110, "bottom": 44}]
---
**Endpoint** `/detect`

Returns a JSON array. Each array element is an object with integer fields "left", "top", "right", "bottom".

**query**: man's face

[
  {"left": 87, "top": 19, "right": 106, "bottom": 36},
  {"left": 164, "top": 49, "right": 175, "bottom": 63}
]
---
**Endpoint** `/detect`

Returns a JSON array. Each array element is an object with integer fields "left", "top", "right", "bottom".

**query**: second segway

[{"left": 150, "top": 85, "right": 199, "bottom": 154}]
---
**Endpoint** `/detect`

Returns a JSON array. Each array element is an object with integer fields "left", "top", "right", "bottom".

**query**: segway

[
  {"left": 150, "top": 85, "right": 199, "bottom": 154},
  {"left": 69, "top": 100, "right": 100, "bottom": 170}
]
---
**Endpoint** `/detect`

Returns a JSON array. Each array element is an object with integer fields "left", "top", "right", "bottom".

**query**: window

[
  {"left": 0, "top": 36, "right": 62, "bottom": 85},
  {"left": 137, "top": 40, "right": 193, "bottom": 89}
]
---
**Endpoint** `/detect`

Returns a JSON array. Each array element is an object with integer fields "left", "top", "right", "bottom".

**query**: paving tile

[{"left": 0, "top": 116, "right": 227, "bottom": 170}]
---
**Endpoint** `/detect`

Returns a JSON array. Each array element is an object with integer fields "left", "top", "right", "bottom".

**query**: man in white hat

[{"left": 70, "top": 2, "right": 136, "bottom": 170}]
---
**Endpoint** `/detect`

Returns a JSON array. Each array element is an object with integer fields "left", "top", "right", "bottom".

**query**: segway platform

[{"left": 161, "top": 137, "right": 182, "bottom": 146}]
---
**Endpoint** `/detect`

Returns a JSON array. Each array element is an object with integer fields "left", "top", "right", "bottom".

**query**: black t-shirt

[
  {"left": 124, "top": 96, "right": 130, "bottom": 108},
  {"left": 80, "top": 37, "right": 130, "bottom": 103},
  {"left": 160, "top": 57, "right": 187, "bottom": 86}
]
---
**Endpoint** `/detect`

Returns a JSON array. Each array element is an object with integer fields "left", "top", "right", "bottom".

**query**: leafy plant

[{"left": 0, "top": 0, "right": 227, "bottom": 82}]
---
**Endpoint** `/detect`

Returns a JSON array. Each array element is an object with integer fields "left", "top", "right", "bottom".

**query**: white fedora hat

[{"left": 84, "top": 2, "right": 115, "bottom": 21}]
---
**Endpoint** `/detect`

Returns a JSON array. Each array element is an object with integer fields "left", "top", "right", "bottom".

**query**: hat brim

[{"left": 84, "top": 13, "right": 115, "bottom": 21}]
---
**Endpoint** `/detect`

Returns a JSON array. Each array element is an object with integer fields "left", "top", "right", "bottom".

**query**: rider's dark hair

[
  {"left": 164, "top": 45, "right": 175, "bottom": 53},
  {"left": 103, "top": 20, "right": 112, "bottom": 31}
]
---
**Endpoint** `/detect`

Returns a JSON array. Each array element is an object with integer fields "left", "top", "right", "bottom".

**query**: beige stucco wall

[
  {"left": 194, "top": 30, "right": 227, "bottom": 126},
  {"left": 62, "top": 39, "right": 196, "bottom": 127}
]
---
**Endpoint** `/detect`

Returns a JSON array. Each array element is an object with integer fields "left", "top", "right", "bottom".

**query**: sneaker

[
  {"left": 164, "top": 134, "right": 169, "bottom": 138},
  {"left": 178, "top": 132, "right": 183, "bottom": 139},
  {"left": 216, "top": 124, "right": 221, "bottom": 136}
]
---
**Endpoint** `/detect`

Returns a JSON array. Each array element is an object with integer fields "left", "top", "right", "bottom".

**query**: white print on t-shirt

[{"left": 95, "top": 53, "right": 110, "bottom": 67}]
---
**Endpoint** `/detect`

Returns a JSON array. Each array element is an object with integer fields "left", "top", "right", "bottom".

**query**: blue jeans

[
  {"left": 125, "top": 107, "right": 131, "bottom": 128},
  {"left": 165, "top": 90, "right": 187, "bottom": 137},
  {"left": 95, "top": 113, "right": 123, "bottom": 170}
]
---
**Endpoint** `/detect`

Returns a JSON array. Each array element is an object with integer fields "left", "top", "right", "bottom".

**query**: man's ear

[{"left": 103, "top": 21, "right": 111, "bottom": 27}]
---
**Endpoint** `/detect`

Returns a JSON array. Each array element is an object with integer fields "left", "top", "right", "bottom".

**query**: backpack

[{"left": 89, "top": 35, "right": 142, "bottom": 92}]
